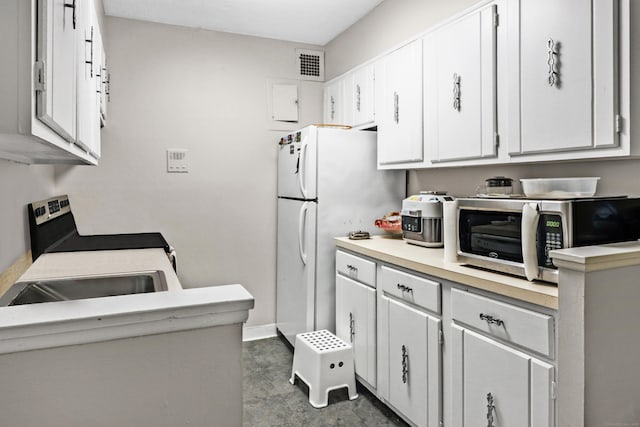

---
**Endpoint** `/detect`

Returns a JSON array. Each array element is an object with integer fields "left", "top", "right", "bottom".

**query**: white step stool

[{"left": 290, "top": 330, "right": 359, "bottom": 408}]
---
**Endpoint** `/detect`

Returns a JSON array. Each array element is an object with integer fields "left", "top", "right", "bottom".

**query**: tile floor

[{"left": 242, "top": 336, "right": 409, "bottom": 427}]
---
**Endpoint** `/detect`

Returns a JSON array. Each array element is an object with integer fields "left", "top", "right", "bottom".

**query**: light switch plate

[{"left": 167, "top": 149, "right": 188, "bottom": 173}]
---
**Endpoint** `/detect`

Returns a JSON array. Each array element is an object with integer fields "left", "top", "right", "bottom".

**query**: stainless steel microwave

[{"left": 456, "top": 197, "right": 640, "bottom": 283}]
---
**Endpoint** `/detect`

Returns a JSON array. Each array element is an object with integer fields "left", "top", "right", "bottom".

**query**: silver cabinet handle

[
  {"left": 479, "top": 313, "right": 505, "bottom": 327},
  {"left": 330, "top": 96, "right": 336, "bottom": 120},
  {"left": 393, "top": 92, "right": 399, "bottom": 124},
  {"left": 547, "top": 38, "right": 558, "bottom": 86},
  {"left": 356, "top": 84, "right": 361, "bottom": 112},
  {"left": 401, "top": 344, "right": 409, "bottom": 384},
  {"left": 349, "top": 312, "right": 355, "bottom": 342},
  {"left": 486, "top": 393, "right": 495, "bottom": 427},
  {"left": 453, "top": 73, "right": 461, "bottom": 111},
  {"left": 397, "top": 283, "right": 413, "bottom": 294}
]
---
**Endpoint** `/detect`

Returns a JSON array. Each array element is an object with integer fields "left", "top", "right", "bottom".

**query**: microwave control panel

[{"left": 538, "top": 214, "right": 564, "bottom": 267}]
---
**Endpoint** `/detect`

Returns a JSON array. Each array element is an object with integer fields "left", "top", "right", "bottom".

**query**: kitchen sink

[{"left": 0, "top": 272, "right": 167, "bottom": 306}]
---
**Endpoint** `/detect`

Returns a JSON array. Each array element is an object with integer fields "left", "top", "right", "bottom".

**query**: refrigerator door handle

[
  {"left": 298, "top": 202, "right": 309, "bottom": 265},
  {"left": 298, "top": 137, "right": 308, "bottom": 199}
]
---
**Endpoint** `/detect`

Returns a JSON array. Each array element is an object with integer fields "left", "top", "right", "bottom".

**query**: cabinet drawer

[
  {"left": 336, "top": 251, "right": 376, "bottom": 287},
  {"left": 379, "top": 266, "right": 441, "bottom": 314},
  {"left": 451, "top": 288, "right": 554, "bottom": 358}
]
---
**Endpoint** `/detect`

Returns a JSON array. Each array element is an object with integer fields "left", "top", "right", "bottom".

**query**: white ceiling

[{"left": 102, "top": 0, "right": 385, "bottom": 45}]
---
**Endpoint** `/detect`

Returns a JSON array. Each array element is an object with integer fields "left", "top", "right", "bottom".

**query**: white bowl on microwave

[{"left": 520, "top": 177, "right": 600, "bottom": 198}]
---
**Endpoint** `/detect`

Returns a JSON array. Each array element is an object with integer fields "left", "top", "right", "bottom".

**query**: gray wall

[
  {"left": 325, "top": 0, "right": 640, "bottom": 199},
  {"left": 55, "top": 17, "right": 323, "bottom": 328},
  {"left": 0, "top": 162, "right": 54, "bottom": 272},
  {"left": 324, "top": 0, "right": 479, "bottom": 80},
  {"left": 0, "top": 324, "right": 243, "bottom": 426}
]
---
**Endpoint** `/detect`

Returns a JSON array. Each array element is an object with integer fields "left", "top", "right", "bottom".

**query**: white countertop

[
  {"left": 0, "top": 249, "right": 254, "bottom": 354},
  {"left": 335, "top": 236, "right": 559, "bottom": 309},
  {"left": 17, "top": 248, "right": 182, "bottom": 291}
]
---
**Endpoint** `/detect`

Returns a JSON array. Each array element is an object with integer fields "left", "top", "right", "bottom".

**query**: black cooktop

[
  {"left": 48, "top": 231, "right": 170, "bottom": 254},
  {"left": 28, "top": 195, "right": 171, "bottom": 262}
]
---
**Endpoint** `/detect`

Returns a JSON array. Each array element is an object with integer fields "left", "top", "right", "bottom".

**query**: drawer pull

[
  {"left": 486, "top": 393, "right": 496, "bottom": 427},
  {"left": 479, "top": 313, "right": 505, "bottom": 327},
  {"left": 346, "top": 264, "right": 358, "bottom": 272},
  {"left": 397, "top": 283, "right": 413, "bottom": 294},
  {"left": 401, "top": 344, "right": 409, "bottom": 384}
]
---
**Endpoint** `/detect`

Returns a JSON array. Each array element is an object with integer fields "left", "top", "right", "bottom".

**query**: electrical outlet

[{"left": 167, "top": 149, "right": 188, "bottom": 173}]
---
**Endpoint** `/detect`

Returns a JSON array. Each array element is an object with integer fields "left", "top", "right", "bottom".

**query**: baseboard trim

[{"left": 243, "top": 323, "right": 277, "bottom": 342}]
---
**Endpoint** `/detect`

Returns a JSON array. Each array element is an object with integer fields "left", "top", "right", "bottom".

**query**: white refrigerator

[{"left": 276, "top": 125, "right": 405, "bottom": 346}]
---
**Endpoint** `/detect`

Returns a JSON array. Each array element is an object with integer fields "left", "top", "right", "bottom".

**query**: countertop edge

[
  {"left": 0, "top": 285, "right": 255, "bottom": 355},
  {"left": 550, "top": 241, "right": 640, "bottom": 272},
  {"left": 335, "top": 237, "right": 559, "bottom": 310}
]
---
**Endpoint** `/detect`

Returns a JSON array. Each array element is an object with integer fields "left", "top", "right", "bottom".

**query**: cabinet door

[
  {"left": 348, "top": 64, "right": 375, "bottom": 127},
  {"left": 375, "top": 40, "right": 423, "bottom": 166},
  {"left": 95, "top": 25, "right": 108, "bottom": 127},
  {"left": 424, "top": 5, "right": 497, "bottom": 162},
  {"left": 76, "top": 0, "right": 100, "bottom": 158},
  {"left": 324, "top": 80, "right": 344, "bottom": 124},
  {"left": 382, "top": 296, "right": 441, "bottom": 427},
  {"left": 36, "top": 0, "right": 78, "bottom": 142},
  {"left": 508, "top": 0, "right": 619, "bottom": 155},
  {"left": 335, "top": 275, "right": 376, "bottom": 387},
  {"left": 451, "top": 325, "right": 555, "bottom": 427}
]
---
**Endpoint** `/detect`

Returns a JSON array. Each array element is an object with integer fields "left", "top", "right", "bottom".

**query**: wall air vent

[{"left": 296, "top": 49, "right": 324, "bottom": 82}]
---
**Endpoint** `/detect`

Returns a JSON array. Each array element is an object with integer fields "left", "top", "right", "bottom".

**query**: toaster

[{"left": 401, "top": 192, "right": 454, "bottom": 247}]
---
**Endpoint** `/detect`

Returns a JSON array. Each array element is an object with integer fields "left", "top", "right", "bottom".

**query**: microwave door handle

[
  {"left": 298, "top": 138, "right": 308, "bottom": 199},
  {"left": 522, "top": 202, "right": 540, "bottom": 281},
  {"left": 298, "top": 202, "right": 309, "bottom": 265}
]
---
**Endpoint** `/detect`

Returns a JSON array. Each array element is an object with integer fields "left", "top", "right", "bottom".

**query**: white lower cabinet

[
  {"left": 335, "top": 274, "right": 377, "bottom": 387},
  {"left": 378, "top": 266, "right": 442, "bottom": 427},
  {"left": 451, "top": 326, "right": 554, "bottom": 427},
  {"left": 334, "top": 248, "right": 556, "bottom": 427},
  {"left": 451, "top": 288, "right": 555, "bottom": 427},
  {"left": 380, "top": 296, "right": 441, "bottom": 427}
]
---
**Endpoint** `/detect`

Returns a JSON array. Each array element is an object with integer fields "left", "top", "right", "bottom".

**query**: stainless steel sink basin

[{"left": 0, "top": 272, "right": 167, "bottom": 306}]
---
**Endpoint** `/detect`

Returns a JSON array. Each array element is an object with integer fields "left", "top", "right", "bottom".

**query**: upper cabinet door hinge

[
  {"left": 439, "top": 329, "right": 444, "bottom": 345},
  {"left": 493, "top": 11, "right": 499, "bottom": 27},
  {"left": 495, "top": 132, "right": 500, "bottom": 149},
  {"left": 615, "top": 115, "right": 623, "bottom": 133},
  {"left": 34, "top": 60, "right": 45, "bottom": 92},
  {"left": 551, "top": 381, "right": 557, "bottom": 400}
]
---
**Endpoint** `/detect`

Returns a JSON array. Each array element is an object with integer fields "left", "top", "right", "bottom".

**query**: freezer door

[
  {"left": 277, "top": 127, "right": 318, "bottom": 199},
  {"left": 276, "top": 198, "right": 317, "bottom": 346}
]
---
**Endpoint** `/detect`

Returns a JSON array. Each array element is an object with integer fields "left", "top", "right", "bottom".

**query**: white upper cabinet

[
  {"left": 0, "top": 0, "right": 105, "bottom": 164},
  {"left": 323, "top": 63, "right": 375, "bottom": 129},
  {"left": 508, "top": 0, "right": 620, "bottom": 156},
  {"left": 424, "top": 5, "right": 498, "bottom": 163},
  {"left": 345, "top": 64, "right": 375, "bottom": 128},
  {"left": 35, "top": 0, "right": 78, "bottom": 143},
  {"left": 76, "top": 0, "right": 101, "bottom": 158},
  {"left": 323, "top": 79, "right": 344, "bottom": 124},
  {"left": 375, "top": 39, "right": 423, "bottom": 167}
]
